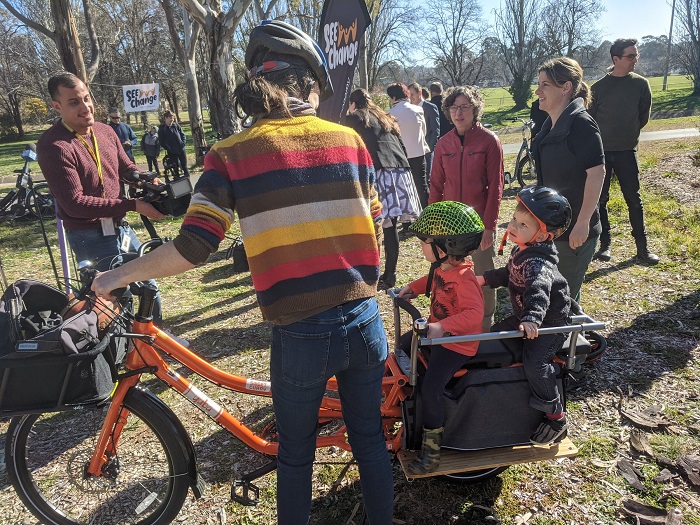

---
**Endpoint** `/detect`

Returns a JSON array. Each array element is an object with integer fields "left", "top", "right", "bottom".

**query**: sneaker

[
  {"left": 530, "top": 416, "right": 567, "bottom": 445},
  {"left": 162, "top": 329, "right": 190, "bottom": 348}
]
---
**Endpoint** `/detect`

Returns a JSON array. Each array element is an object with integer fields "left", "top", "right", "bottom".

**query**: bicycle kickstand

[{"left": 231, "top": 459, "right": 278, "bottom": 506}]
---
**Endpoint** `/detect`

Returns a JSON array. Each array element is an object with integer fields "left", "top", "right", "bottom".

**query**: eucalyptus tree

[
  {"left": 422, "top": 0, "right": 486, "bottom": 86},
  {"left": 494, "top": 0, "right": 547, "bottom": 109},
  {"left": 541, "top": 0, "right": 604, "bottom": 58},
  {"left": 674, "top": 0, "right": 700, "bottom": 94},
  {"left": 0, "top": 0, "right": 101, "bottom": 83}
]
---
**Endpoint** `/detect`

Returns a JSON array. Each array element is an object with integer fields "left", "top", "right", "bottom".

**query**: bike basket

[{"left": 0, "top": 279, "right": 128, "bottom": 415}]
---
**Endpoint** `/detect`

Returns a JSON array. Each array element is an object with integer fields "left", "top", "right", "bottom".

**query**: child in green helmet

[{"left": 396, "top": 200, "right": 485, "bottom": 475}]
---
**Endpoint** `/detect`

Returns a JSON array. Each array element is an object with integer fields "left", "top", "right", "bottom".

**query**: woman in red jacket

[{"left": 429, "top": 85, "right": 504, "bottom": 331}]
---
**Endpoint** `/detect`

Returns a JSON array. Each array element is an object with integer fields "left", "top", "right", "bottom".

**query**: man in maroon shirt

[{"left": 39, "top": 72, "right": 166, "bottom": 320}]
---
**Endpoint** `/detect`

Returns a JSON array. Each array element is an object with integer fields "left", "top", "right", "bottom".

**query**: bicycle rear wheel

[
  {"left": 516, "top": 155, "right": 537, "bottom": 187},
  {"left": 5, "top": 390, "right": 190, "bottom": 525},
  {"left": 25, "top": 183, "right": 56, "bottom": 218}
]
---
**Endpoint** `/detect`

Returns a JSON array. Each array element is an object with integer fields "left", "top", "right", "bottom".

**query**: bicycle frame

[{"left": 85, "top": 287, "right": 411, "bottom": 479}]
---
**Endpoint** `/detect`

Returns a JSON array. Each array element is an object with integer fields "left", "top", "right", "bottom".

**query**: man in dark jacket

[
  {"left": 158, "top": 110, "right": 189, "bottom": 176},
  {"left": 429, "top": 81, "right": 454, "bottom": 138},
  {"left": 108, "top": 108, "right": 138, "bottom": 162}
]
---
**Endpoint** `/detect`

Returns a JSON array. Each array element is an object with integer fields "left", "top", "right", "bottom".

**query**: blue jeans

[
  {"left": 66, "top": 224, "right": 162, "bottom": 324},
  {"left": 270, "top": 297, "right": 393, "bottom": 525}
]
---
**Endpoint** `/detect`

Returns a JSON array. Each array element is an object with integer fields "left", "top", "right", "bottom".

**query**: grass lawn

[{"left": 0, "top": 134, "right": 698, "bottom": 524}]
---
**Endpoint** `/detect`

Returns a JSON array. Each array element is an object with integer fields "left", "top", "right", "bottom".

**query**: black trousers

[
  {"left": 408, "top": 155, "right": 428, "bottom": 209},
  {"left": 599, "top": 150, "right": 647, "bottom": 244}
]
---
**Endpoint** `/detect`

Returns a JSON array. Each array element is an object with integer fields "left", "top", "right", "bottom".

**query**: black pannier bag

[{"left": 0, "top": 279, "right": 128, "bottom": 414}]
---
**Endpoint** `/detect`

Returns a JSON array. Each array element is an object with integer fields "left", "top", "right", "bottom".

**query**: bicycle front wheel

[
  {"left": 5, "top": 391, "right": 190, "bottom": 525},
  {"left": 25, "top": 183, "right": 56, "bottom": 218},
  {"left": 516, "top": 155, "right": 537, "bottom": 187}
]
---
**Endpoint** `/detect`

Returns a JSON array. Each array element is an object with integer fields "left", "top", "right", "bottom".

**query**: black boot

[
  {"left": 634, "top": 236, "right": 659, "bottom": 265},
  {"left": 595, "top": 238, "right": 611, "bottom": 262}
]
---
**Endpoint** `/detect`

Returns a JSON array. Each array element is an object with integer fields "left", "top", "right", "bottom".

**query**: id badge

[
  {"left": 101, "top": 217, "right": 116, "bottom": 236},
  {"left": 120, "top": 230, "right": 131, "bottom": 252}
]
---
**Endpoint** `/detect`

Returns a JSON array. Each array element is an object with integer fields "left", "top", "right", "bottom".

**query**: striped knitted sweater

[{"left": 173, "top": 115, "right": 383, "bottom": 325}]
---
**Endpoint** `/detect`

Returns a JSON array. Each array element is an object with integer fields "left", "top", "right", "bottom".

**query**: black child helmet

[
  {"left": 410, "top": 201, "right": 484, "bottom": 259},
  {"left": 516, "top": 186, "right": 572, "bottom": 240},
  {"left": 245, "top": 20, "right": 333, "bottom": 102}
]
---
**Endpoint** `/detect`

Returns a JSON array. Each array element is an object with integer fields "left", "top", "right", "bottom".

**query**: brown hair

[
  {"left": 386, "top": 82, "right": 409, "bottom": 101},
  {"left": 538, "top": 57, "right": 591, "bottom": 108},
  {"left": 48, "top": 72, "right": 81, "bottom": 101},
  {"left": 234, "top": 53, "right": 316, "bottom": 123},
  {"left": 349, "top": 89, "right": 401, "bottom": 136},
  {"left": 442, "top": 85, "right": 484, "bottom": 124}
]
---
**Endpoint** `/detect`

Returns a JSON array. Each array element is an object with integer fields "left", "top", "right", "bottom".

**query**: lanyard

[{"left": 62, "top": 120, "right": 105, "bottom": 198}]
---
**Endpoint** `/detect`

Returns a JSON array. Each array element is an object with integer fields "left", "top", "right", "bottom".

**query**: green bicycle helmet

[
  {"left": 245, "top": 20, "right": 333, "bottom": 102},
  {"left": 410, "top": 201, "right": 484, "bottom": 258}
]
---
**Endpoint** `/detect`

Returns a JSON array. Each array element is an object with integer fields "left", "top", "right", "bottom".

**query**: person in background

[
  {"left": 397, "top": 201, "right": 484, "bottom": 474},
  {"left": 429, "top": 85, "right": 504, "bottom": 332},
  {"left": 346, "top": 88, "right": 422, "bottom": 289},
  {"left": 141, "top": 126, "right": 161, "bottom": 175},
  {"left": 387, "top": 82, "right": 431, "bottom": 209},
  {"left": 38, "top": 73, "right": 165, "bottom": 323},
  {"left": 589, "top": 37, "right": 658, "bottom": 265},
  {"left": 93, "top": 20, "right": 393, "bottom": 525},
  {"left": 531, "top": 57, "right": 605, "bottom": 304},
  {"left": 430, "top": 81, "right": 454, "bottom": 138},
  {"left": 478, "top": 186, "right": 576, "bottom": 445},
  {"left": 408, "top": 82, "right": 440, "bottom": 179},
  {"left": 158, "top": 110, "right": 189, "bottom": 177},
  {"left": 529, "top": 98, "right": 548, "bottom": 138},
  {"left": 107, "top": 108, "right": 138, "bottom": 162}
]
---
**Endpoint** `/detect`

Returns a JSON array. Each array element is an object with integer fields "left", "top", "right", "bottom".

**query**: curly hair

[{"left": 442, "top": 85, "right": 484, "bottom": 124}]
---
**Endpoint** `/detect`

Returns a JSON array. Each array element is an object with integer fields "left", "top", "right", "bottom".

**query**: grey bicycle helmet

[
  {"left": 517, "top": 186, "right": 572, "bottom": 239},
  {"left": 246, "top": 20, "right": 333, "bottom": 102}
]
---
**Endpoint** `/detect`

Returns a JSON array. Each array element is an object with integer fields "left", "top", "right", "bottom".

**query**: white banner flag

[{"left": 122, "top": 83, "right": 159, "bottom": 112}]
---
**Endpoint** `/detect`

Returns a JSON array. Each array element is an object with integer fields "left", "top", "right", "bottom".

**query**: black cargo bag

[
  {"left": 440, "top": 364, "right": 564, "bottom": 450},
  {"left": 0, "top": 279, "right": 127, "bottom": 414}
]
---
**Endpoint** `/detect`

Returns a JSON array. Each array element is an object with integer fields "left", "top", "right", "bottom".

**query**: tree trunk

[
  {"left": 208, "top": 24, "right": 239, "bottom": 138},
  {"left": 358, "top": 33, "right": 368, "bottom": 89},
  {"left": 50, "top": 0, "right": 88, "bottom": 83},
  {"left": 9, "top": 92, "right": 24, "bottom": 138}
]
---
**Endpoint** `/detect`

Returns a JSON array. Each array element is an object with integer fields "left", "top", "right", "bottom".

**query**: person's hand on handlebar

[
  {"left": 92, "top": 269, "right": 130, "bottom": 300},
  {"left": 134, "top": 199, "right": 168, "bottom": 219},
  {"left": 396, "top": 285, "right": 414, "bottom": 299},
  {"left": 519, "top": 321, "right": 539, "bottom": 339}
]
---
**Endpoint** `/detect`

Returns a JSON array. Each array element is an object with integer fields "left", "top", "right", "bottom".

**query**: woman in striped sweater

[{"left": 93, "top": 20, "right": 393, "bottom": 525}]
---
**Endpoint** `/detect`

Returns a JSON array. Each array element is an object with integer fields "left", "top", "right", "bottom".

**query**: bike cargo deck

[{"left": 397, "top": 438, "right": 578, "bottom": 479}]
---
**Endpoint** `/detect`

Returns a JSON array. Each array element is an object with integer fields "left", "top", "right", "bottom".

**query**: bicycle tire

[
  {"left": 584, "top": 330, "right": 607, "bottom": 363},
  {"left": 515, "top": 155, "right": 537, "bottom": 187},
  {"left": 441, "top": 465, "right": 508, "bottom": 483},
  {"left": 25, "top": 183, "right": 56, "bottom": 218},
  {"left": 5, "top": 389, "right": 190, "bottom": 525}
]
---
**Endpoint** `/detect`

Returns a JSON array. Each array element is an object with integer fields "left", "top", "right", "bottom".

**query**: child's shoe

[
  {"left": 530, "top": 415, "right": 567, "bottom": 445},
  {"left": 406, "top": 426, "right": 443, "bottom": 475}
]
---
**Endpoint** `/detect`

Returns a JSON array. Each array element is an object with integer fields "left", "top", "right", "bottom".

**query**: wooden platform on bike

[{"left": 397, "top": 438, "right": 578, "bottom": 479}]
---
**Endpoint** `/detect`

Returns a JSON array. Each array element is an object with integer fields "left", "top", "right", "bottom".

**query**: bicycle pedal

[{"left": 231, "top": 479, "right": 261, "bottom": 506}]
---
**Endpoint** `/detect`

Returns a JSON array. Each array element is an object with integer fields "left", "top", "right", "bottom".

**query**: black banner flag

[{"left": 317, "top": 0, "right": 372, "bottom": 122}]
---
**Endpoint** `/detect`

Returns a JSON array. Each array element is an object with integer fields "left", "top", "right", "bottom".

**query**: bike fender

[{"left": 126, "top": 386, "right": 205, "bottom": 499}]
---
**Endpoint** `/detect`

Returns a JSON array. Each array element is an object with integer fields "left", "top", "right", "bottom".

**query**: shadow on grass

[{"left": 571, "top": 288, "right": 699, "bottom": 400}]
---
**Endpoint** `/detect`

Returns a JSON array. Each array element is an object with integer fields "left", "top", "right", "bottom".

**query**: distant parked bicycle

[
  {"left": 503, "top": 118, "right": 536, "bottom": 187},
  {"left": 0, "top": 144, "right": 55, "bottom": 222}
]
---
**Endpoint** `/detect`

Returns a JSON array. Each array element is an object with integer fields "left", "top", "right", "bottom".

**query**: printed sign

[
  {"left": 122, "top": 83, "right": 159, "bottom": 112},
  {"left": 317, "top": 0, "right": 371, "bottom": 123}
]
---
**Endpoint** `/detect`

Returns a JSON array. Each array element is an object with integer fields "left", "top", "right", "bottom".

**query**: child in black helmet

[
  {"left": 397, "top": 201, "right": 485, "bottom": 474},
  {"left": 477, "top": 186, "right": 575, "bottom": 445}
]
